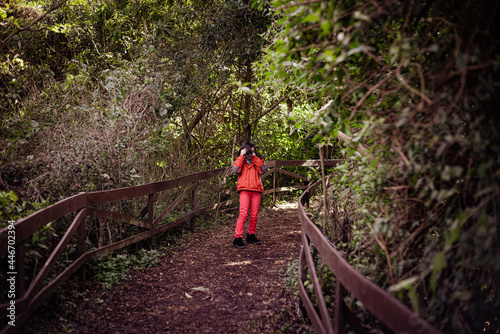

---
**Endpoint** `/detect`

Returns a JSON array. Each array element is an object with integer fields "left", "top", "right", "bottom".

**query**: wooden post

[
  {"left": 190, "top": 182, "right": 198, "bottom": 232},
  {"left": 304, "top": 192, "right": 310, "bottom": 209},
  {"left": 335, "top": 281, "right": 345, "bottom": 334},
  {"left": 147, "top": 193, "right": 154, "bottom": 227},
  {"left": 272, "top": 170, "right": 276, "bottom": 204},
  {"left": 16, "top": 242, "right": 25, "bottom": 297},
  {"left": 77, "top": 216, "right": 86, "bottom": 290},
  {"left": 319, "top": 145, "right": 329, "bottom": 233}
]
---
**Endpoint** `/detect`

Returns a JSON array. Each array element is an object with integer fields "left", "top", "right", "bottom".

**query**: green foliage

[
  {"left": 0, "top": 190, "right": 24, "bottom": 226},
  {"left": 2, "top": 38, "right": 184, "bottom": 195},
  {"left": 0, "top": 190, "right": 49, "bottom": 227},
  {"left": 87, "top": 249, "right": 162, "bottom": 289},
  {"left": 263, "top": 0, "right": 500, "bottom": 332}
]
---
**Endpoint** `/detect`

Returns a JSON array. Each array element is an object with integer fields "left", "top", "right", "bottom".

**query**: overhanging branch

[
  {"left": 1, "top": 0, "right": 71, "bottom": 46},
  {"left": 249, "top": 95, "right": 288, "bottom": 127}
]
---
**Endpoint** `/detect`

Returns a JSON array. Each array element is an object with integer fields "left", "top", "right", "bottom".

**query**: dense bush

[{"left": 264, "top": 0, "right": 499, "bottom": 332}]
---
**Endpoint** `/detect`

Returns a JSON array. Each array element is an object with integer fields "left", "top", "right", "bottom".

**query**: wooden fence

[
  {"left": 1, "top": 159, "right": 441, "bottom": 334},
  {"left": 0, "top": 160, "right": 334, "bottom": 333},
  {"left": 297, "top": 179, "right": 442, "bottom": 334}
]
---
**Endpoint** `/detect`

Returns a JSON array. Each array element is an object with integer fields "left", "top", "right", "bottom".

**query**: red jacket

[{"left": 232, "top": 155, "right": 268, "bottom": 193}]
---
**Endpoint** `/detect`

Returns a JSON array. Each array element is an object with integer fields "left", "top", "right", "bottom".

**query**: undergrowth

[{"left": 18, "top": 209, "right": 235, "bottom": 333}]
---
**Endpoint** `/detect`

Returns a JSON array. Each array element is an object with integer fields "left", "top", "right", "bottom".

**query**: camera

[{"left": 245, "top": 150, "right": 254, "bottom": 158}]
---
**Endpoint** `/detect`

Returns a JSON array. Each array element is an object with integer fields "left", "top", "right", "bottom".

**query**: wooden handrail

[
  {"left": 297, "top": 179, "right": 442, "bottom": 334},
  {"left": 0, "top": 160, "right": 337, "bottom": 333},
  {"left": 0, "top": 192, "right": 87, "bottom": 252}
]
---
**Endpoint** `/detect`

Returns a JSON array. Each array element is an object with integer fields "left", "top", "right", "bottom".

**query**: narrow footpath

[{"left": 43, "top": 203, "right": 311, "bottom": 333}]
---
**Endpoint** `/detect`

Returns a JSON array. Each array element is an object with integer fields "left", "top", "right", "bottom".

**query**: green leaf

[
  {"left": 240, "top": 86, "right": 254, "bottom": 95},
  {"left": 302, "top": 14, "right": 319, "bottom": 23},
  {"left": 447, "top": 223, "right": 461, "bottom": 246},
  {"left": 407, "top": 285, "right": 419, "bottom": 313},
  {"left": 320, "top": 21, "right": 332, "bottom": 35},
  {"left": 388, "top": 276, "right": 418, "bottom": 293},
  {"left": 47, "top": 24, "right": 72, "bottom": 34},
  {"left": 431, "top": 252, "right": 447, "bottom": 293}
]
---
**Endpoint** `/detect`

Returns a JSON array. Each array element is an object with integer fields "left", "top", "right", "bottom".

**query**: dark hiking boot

[
  {"left": 233, "top": 237, "right": 247, "bottom": 249},
  {"left": 246, "top": 234, "right": 262, "bottom": 245}
]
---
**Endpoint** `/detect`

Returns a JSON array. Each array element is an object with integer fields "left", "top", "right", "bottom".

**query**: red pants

[{"left": 234, "top": 190, "right": 262, "bottom": 238}]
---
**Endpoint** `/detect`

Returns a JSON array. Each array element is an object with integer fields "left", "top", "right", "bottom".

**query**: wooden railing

[
  {"left": 0, "top": 160, "right": 336, "bottom": 333},
  {"left": 1, "top": 159, "right": 440, "bottom": 333},
  {"left": 297, "top": 179, "right": 442, "bottom": 334}
]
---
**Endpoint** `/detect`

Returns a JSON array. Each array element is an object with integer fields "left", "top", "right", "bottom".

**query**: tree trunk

[{"left": 242, "top": 62, "right": 252, "bottom": 142}]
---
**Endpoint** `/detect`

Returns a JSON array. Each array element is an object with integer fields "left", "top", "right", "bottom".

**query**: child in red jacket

[{"left": 232, "top": 142, "right": 268, "bottom": 248}]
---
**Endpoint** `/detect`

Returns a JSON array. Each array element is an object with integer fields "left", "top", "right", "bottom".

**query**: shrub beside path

[{"left": 33, "top": 203, "right": 311, "bottom": 333}]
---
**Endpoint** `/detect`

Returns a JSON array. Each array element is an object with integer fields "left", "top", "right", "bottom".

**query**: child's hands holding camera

[{"left": 240, "top": 148, "right": 255, "bottom": 158}]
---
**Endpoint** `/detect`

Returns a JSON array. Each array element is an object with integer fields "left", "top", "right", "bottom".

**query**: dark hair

[{"left": 238, "top": 141, "right": 261, "bottom": 158}]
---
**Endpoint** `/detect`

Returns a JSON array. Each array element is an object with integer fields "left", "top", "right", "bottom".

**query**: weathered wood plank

[
  {"left": 261, "top": 167, "right": 274, "bottom": 179},
  {"left": 298, "top": 189, "right": 441, "bottom": 334},
  {"left": 301, "top": 230, "right": 335, "bottom": 334},
  {"left": 298, "top": 247, "right": 327, "bottom": 334},
  {"left": 275, "top": 168, "right": 310, "bottom": 181},
  {"left": 263, "top": 185, "right": 308, "bottom": 195},
  {"left": 23, "top": 208, "right": 86, "bottom": 305},
  {"left": 87, "top": 208, "right": 150, "bottom": 229},
  {"left": 271, "top": 160, "right": 341, "bottom": 168},
  {"left": 87, "top": 168, "right": 231, "bottom": 206},
  {"left": 0, "top": 192, "right": 87, "bottom": 252},
  {"left": 152, "top": 183, "right": 198, "bottom": 228},
  {"left": 199, "top": 180, "right": 238, "bottom": 197}
]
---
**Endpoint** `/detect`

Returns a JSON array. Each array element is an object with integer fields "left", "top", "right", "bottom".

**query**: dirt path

[{"left": 57, "top": 203, "right": 311, "bottom": 333}]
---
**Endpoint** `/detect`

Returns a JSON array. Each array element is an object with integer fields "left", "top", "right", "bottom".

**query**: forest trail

[{"left": 32, "top": 203, "right": 310, "bottom": 333}]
